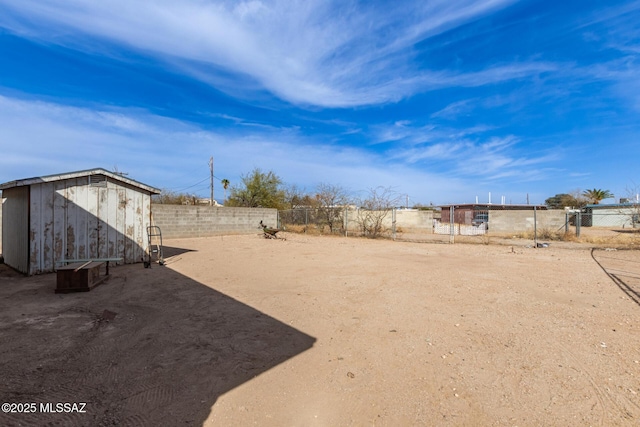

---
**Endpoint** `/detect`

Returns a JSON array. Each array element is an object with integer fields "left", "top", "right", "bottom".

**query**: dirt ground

[{"left": 1, "top": 232, "right": 639, "bottom": 426}]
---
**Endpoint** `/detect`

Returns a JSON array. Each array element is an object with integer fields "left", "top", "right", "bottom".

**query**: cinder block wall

[
  {"left": 489, "top": 210, "right": 567, "bottom": 234},
  {"left": 345, "top": 209, "right": 434, "bottom": 233},
  {"left": 393, "top": 209, "right": 434, "bottom": 231},
  {"left": 151, "top": 204, "right": 277, "bottom": 239}
]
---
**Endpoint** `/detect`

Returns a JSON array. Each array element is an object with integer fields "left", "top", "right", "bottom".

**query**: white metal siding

[
  {"left": 27, "top": 177, "right": 151, "bottom": 275},
  {"left": 591, "top": 208, "right": 636, "bottom": 228},
  {"left": 2, "top": 186, "right": 30, "bottom": 274}
]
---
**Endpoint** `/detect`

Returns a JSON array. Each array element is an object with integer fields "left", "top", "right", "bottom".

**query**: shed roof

[
  {"left": 585, "top": 203, "right": 639, "bottom": 209},
  {"left": 0, "top": 168, "right": 161, "bottom": 194},
  {"left": 438, "top": 203, "right": 547, "bottom": 210}
]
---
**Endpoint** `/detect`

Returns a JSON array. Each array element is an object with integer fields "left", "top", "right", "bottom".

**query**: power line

[{"left": 170, "top": 176, "right": 210, "bottom": 192}]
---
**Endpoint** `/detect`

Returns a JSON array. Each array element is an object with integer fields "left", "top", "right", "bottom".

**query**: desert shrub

[
  {"left": 517, "top": 228, "right": 575, "bottom": 241},
  {"left": 355, "top": 187, "right": 400, "bottom": 239}
]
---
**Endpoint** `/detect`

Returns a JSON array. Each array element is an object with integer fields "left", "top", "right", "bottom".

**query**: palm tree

[
  {"left": 221, "top": 179, "right": 230, "bottom": 204},
  {"left": 582, "top": 188, "right": 613, "bottom": 205}
]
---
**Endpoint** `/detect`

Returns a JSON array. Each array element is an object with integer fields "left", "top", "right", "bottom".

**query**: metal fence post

[
  {"left": 534, "top": 205, "right": 537, "bottom": 248},
  {"left": 392, "top": 208, "right": 396, "bottom": 240},
  {"left": 576, "top": 212, "right": 581, "bottom": 237},
  {"left": 344, "top": 207, "right": 348, "bottom": 237},
  {"left": 449, "top": 206, "right": 455, "bottom": 244}
]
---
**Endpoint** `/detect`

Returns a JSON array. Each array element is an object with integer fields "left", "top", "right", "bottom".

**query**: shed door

[{"left": 2, "top": 186, "right": 30, "bottom": 274}]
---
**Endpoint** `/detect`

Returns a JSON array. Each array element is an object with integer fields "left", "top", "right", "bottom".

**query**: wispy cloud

[
  {"left": 2, "top": 1, "right": 639, "bottom": 205},
  {"left": 376, "top": 121, "right": 560, "bottom": 183},
  {"left": 0, "top": 0, "right": 543, "bottom": 107},
  {"left": 0, "top": 94, "right": 468, "bottom": 201},
  {"left": 431, "top": 99, "right": 476, "bottom": 120},
  {"left": 372, "top": 120, "right": 494, "bottom": 146}
]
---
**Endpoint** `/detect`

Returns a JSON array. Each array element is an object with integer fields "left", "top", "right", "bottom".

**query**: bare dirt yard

[{"left": 1, "top": 233, "right": 639, "bottom": 426}]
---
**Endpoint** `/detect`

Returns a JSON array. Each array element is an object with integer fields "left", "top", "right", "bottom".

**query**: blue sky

[{"left": 1, "top": 0, "right": 639, "bottom": 205}]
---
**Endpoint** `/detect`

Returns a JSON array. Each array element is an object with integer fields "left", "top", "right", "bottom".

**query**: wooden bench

[{"left": 55, "top": 258, "right": 123, "bottom": 293}]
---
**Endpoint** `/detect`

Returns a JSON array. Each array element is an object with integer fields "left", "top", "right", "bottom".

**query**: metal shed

[{"left": 0, "top": 168, "right": 160, "bottom": 275}]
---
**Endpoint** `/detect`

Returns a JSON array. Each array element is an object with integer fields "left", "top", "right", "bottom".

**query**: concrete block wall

[
  {"left": 489, "top": 209, "right": 566, "bottom": 234},
  {"left": 151, "top": 204, "right": 277, "bottom": 239},
  {"left": 343, "top": 208, "right": 434, "bottom": 233},
  {"left": 394, "top": 209, "right": 434, "bottom": 231}
]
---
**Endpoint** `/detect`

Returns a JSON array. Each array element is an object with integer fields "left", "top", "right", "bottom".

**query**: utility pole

[{"left": 209, "top": 156, "right": 214, "bottom": 206}]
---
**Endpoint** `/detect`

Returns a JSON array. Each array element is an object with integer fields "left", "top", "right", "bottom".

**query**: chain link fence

[
  {"left": 567, "top": 208, "right": 640, "bottom": 236},
  {"left": 433, "top": 207, "right": 489, "bottom": 239},
  {"left": 279, "top": 206, "right": 640, "bottom": 246},
  {"left": 278, "top": 208, "right": 347, "bottom": 235},
  {"left": 279, "top": 207, "right": 407, "bottom": 238}
]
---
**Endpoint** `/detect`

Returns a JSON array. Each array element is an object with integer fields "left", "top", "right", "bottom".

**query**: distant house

[
  {"left": 439, "top": 203, "right": 547, "bottom": 226},
  {"left": 0, "top": 168, "right": 160, "bottom": 275},
  {"left": 582, "top": 203, "right": 640, "bottom": 228}
]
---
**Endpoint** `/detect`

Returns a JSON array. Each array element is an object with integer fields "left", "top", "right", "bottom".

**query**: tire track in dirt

[
  {"left": 121, "top": 384, "right": 176, "bottom": 414},
  {"left": 118, "top": 413, "right": 149, "bottom": 427},
  {"left": 557, "top": 342, "right": 640, "bottom": 425},
  {"left": 558, "top": 343, "right": 607, "bottom": 426}
]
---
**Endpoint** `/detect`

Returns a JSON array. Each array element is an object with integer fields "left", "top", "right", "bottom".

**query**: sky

[{"left": 1, "top": 0, "right": 639, "bottom": 206}]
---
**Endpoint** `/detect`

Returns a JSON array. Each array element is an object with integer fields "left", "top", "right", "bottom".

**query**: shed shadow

[{"left": 0, "top": 259, "right": 316, "bottom": 426}]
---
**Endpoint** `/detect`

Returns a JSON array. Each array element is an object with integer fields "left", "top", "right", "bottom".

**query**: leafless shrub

[{"left": 355, "top": 187, "right": 401, "bottom": 238}]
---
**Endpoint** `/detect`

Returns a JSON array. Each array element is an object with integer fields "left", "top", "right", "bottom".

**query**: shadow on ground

[
  {"left": 591, "top": 248, "right": 640, "bottom": 307},
  {"left": 161, "top": 245, "right": 197, "bottom": 258},
  {"left": 0, "top": 252, "right": 316, "bottom": 426}
]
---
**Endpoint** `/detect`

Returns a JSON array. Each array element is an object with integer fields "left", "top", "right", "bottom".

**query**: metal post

[
  {"left": 534, "top": 205, "right": 538, "bottom": 248},
  {"left": 576, "top": 212, "right": 581, "bottom": 237},
  {"left": 565, "top": 212, "right": 568, "bottom": 234},
  {"left": 209, "top": 156, "right": 214, "bottom": 206},
  {"left": 344, "top": 207, "right": 348, "bottom": 237},
  {"left": 449, "top": 206, "right": 455, "bottom": 244},
  {"left": 392, "top": 208, "right": 396, "bottom": 240}
]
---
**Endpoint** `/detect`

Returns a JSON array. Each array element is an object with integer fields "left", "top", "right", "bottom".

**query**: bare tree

[
  {"left": 315, "top": 183, "right": 350, "bottom": 233},
  {"left": 283, "top": 184, "right": 316, "bottom": 210},
  {"left": 152, "top": 189, "right": 198, "bottom": 205},
  {"left": 356, "top": 187, "right": 401, "bottom": 238}
]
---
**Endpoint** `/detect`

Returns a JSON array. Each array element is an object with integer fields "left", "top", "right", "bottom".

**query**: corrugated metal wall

[
  {"left": 2, "top": 186, "right": 30, "bottom": 273},
  {"left": 27, "top": 177, "right": 151, "bottom": 275}
]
